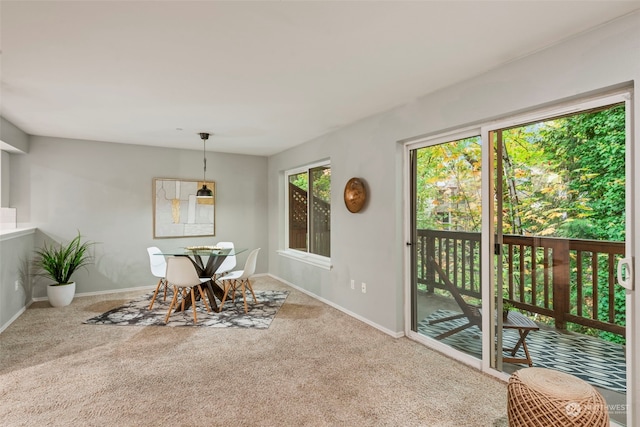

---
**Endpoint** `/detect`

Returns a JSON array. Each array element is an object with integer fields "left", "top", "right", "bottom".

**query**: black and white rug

[
  {"left": 84, "top": 290, "right": 289, "bottom": 329},
  {"left": 418, "top": 309, "right": 626, "bottom": 393}
]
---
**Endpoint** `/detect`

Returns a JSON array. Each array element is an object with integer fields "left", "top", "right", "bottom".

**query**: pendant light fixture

[{"left": 196, "top": 132, "right": 213, "bottom": 198}]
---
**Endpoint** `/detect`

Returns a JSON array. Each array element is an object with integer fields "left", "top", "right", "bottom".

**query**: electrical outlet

[
  {"left": 361, "top": 282, "right": 367, "bottom": 293},
  {"left": 14, "top": 280, "right": 20, "bottom": 291},
  {"left": 350, "top": 279, "right": 355, "bottom": 290}
]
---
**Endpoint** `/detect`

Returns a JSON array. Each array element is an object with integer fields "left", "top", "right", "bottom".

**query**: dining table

[{"left": 156, "top": 246, "right": 246, "bottom": 312}]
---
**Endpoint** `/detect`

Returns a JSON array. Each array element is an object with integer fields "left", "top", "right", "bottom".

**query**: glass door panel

[
  {"left": 411, "top": 136, "right": 483, "bottom": 360},
  {"left": 492, "top": 102, "right": 629, "bottom": 425}
]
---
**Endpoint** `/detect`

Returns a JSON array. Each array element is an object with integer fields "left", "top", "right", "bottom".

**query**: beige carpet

[{"left": 0, "top": 276, "right": 508, "bottom": 426}]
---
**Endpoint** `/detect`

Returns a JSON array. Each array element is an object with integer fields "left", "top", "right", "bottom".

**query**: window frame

[{"left": 280, "top": 159, "right": 332, "bottom": 270}]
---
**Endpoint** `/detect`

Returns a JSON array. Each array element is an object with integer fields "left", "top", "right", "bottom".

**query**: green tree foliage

[
  {"left": 538, "top": 104, "right": 625, "bottom": 241},
  {"left": 289, "top": 173, "right": 307, "bottom": 191},
  {"left": 498, "top": 104, "right": 625, "bottom": 241},
  {"left": 416, "top": 137, "right": 482, "bottom": 231},
  {"left": 500, "top": 125, "right": 563, "bottom": 236},
  {"left": 290, "top": 166, "right": 331, "bottom": 203},
  {"left": 311, "top": 166, "right": 331, "bottom": 203}
]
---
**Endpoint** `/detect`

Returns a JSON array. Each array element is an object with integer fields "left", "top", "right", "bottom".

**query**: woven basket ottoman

[{"left": 507, "top": 367, "right": 609, "bottom": 426}]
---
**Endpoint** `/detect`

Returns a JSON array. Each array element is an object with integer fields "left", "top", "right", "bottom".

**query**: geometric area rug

[
  {"left": 84, "top": 290, "right": 289, "bottom": 329},
  {"left": 418, "top": 309, "right": 626, "bottom": 394}
]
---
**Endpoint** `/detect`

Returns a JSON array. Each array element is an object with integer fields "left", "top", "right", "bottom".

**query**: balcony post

[
  {"left": 426, "top": 233, "right": 435, "bottom": 293},
  {"left": 552, "top": 240, "right": 570, "bottom": 330}
]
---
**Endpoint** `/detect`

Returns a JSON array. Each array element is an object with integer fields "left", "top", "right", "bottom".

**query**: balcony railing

[{"left": 418, "top": 229, "right": 625, "bottom": 337}]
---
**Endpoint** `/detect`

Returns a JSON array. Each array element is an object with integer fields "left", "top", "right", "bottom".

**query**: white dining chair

[
  {"left": 164, "top": 257, "right": 212, "bottom": 324},
  {"left": 147, "top": 246, "right": 169, "bottom": 310},
  {"left": 213, "top": 241, "right": 236, "bottom": 281},
  {"left": 218, "top": 248, "right": 260, "bottom": 313}
]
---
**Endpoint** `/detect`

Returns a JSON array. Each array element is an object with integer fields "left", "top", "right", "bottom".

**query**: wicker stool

[{"left": 507, "top": 367, "right": 609, "bottom": 427}]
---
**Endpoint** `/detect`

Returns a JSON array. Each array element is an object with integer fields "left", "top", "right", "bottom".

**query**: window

[{"left": 286, "top": 161, "right": 331, "bottom": 258}]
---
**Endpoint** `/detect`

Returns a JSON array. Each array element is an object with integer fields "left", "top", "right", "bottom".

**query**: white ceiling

[{"left": 2, "top": 1, "right": 639, "bottom": 156}]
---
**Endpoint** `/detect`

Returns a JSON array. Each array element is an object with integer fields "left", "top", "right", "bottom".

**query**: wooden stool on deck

[{"left": 507, "top": 367, "right": 609, "bottom": 427}]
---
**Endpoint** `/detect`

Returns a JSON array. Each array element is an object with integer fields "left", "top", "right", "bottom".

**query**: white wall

[
  {"left": 0, "top": 151, "right": 9, "bottom": 207},
  {"left": 8, "top": 136, "right": 268, "bottom": 299},
  {"left": 1, "top": 117, "right": 29, "bottom": 208},
  {"left": 268, "top": 12, "right": 640, "bottom": 334},
  {"left": 0, "top": 230, "right": 35, "bottom": 330},
  {"left": 1, "top": 117, "right": 30, "bottom": 153}
]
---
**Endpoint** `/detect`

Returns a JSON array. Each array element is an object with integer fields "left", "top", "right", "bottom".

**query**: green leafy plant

[
  {"left": 502, "top": 300, "right": 515, "bottom": 320},
  {"left": 34, "top": 232, "right": 95, "bottom": 285}
]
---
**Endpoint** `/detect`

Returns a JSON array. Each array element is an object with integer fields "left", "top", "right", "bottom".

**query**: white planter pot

[{"left": 47, "top": 282, "right": 76, "bottom": 307}]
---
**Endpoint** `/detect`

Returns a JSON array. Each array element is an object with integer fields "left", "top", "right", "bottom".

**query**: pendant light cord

[
  {"left": 199, "top": 132, "right": 210, "bottom": 182},
  {"left": 203, "top": 139, "right": 207, "bottom": 181}
]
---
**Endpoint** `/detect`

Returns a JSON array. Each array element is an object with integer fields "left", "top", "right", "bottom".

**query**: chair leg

[
  {"left": 240, "top": 280, "right": 248, "bottom": 313},
  {"left": 197, "top": 285, "right": 211, "bottom": 313},
  {"left": 231, "top": 280, "right": 238, "bottom": 301},
  {"left": 434, "top": 322, "right": 474, "bottom": 340},
  {"left": 190, "top": 286, "right": 198, "bottom": 324},
  {"left": 180, "top": 288, "right": 187, "bottom": 312},
  {"left": 149, "top": 278, "right": 164, "bottom": 309},
  {"left": 164, "top": 286, "right": 179, "bottom": 323},
  {"left": 246, "top": 278, "right": 257, "bottom": 302},
  {"left": 162, "top": 278, "right": 168, "bottom": 301},
  {"left": 219, "top": 282, "right": 231, "bottom": 311}
]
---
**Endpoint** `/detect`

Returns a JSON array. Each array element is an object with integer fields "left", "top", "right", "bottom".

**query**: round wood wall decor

[{"left": 344, "top": 177, "right": 367, "bottom": 213}]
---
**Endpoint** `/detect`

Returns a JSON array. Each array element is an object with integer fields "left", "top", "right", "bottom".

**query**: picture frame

[{"left": 153, "top": 178, "right": 215, "bottom": 238}]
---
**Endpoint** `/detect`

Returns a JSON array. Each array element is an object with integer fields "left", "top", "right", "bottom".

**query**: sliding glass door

[
  {"left": 406, "top": 90, "right": 635, "bottom": 426},
  {"left": 409, "top": 133, "right": 484, "bottom": 362},
  {"left": 488, "top": 95, "right": 633, "bottom": 425}
]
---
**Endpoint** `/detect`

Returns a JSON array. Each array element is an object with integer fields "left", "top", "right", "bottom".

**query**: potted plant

[
  {"left": 502, "top": 301, "right": 514, "bottom": 321},
  {"left": 34, "top": 231, "right": 95, "bottom": 307}
]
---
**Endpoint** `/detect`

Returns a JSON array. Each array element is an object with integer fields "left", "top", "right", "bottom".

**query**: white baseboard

[
  {"left": 0, "top": 302, "right": 31, "bottom": 334},
  {"left": 267, "top": 273, "right": 404, "bottom": 339}
]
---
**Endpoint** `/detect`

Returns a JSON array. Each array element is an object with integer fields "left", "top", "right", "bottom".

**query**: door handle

[{"left": 617, "top": 257, "right": 634, "bottom": 290}]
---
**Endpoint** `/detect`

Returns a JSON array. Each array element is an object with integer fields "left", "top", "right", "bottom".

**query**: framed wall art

[{"left": 153, "top": 178, "right": 215, "bottom": 238}]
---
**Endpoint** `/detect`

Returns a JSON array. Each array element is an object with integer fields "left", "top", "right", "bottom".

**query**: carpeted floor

[
  {"left": 0, "top": 276, "right": 508, "bottom": 426},
  {"left": 84, "top": 289, "right": 289, "bottom": 328}
]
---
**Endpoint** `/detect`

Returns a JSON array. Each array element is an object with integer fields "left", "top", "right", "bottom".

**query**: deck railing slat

[
  {"left": 576, "top": 251, "right": 583, "bottom": 317},
  {"left": 592, "top": 253, "right": 599, "bottom": 322},
  {"left": 508, "top": 245, "right": 514, "bottom": 300},
  {"left": 543, "top": 247, "right": 550, "bottom": 309},
  {"left": 609, "top": 253, "right": 616, "bottom": 324},
  {"left": 531, "top": 243, "right": 537, "bottom": 306}
]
